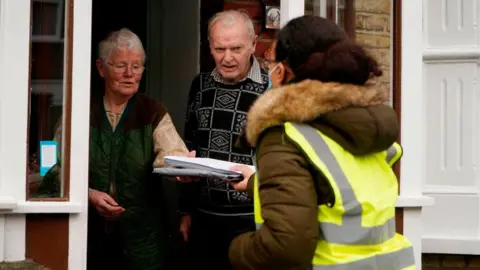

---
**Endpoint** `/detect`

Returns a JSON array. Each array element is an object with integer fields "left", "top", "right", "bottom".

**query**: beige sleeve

[{"left": 152, "top": 113, "right": 189, "bottom": 168}]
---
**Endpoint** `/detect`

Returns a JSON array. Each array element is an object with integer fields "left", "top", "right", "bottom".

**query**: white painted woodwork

[{"left": 422, "top": 0, "right": 480, "bottom": 255}]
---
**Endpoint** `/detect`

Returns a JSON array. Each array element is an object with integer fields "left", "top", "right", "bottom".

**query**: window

[
  {"left": 0, "top": 0, "right": 90, "bottom": 216},
  {"left": 27, "top": 0, "right": 72, "bottom": 200},
  {"left": 305, "top": 0, "right": 393, "bottom": 98},
  {"left": 305, "top": 0, "right": 400, "bottom": 178},
  {"left": 306, "top": 0, "right": 356, "bottom": 39},
  {"left": 31, "top": 0, "right": 65, "bottom": 42}
]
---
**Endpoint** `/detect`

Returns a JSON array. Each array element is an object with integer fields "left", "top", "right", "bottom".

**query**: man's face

[
  {"left": 209, "top": 22, "right": 257, "bottom": 83},
  {"left": 96, "top": 47, "right": 144, "bottom": 98}
]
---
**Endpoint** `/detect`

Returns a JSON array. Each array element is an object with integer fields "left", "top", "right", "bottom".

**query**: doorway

[
  {"left": 87, "top": 0, "right": 200, "bottom": 266},
  {"left": 90, "top": 0, "right": 200, "bottom": 135},
  {"left": 90, "top": 0, "right": 147, "bottom": 95}
]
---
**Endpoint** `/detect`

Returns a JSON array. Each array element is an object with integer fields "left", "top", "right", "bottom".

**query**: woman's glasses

[{"left": 107, "top": 62, "right": 145, "bottom": 75}]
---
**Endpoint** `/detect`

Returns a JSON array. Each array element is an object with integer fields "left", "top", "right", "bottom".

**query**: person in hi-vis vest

[{"left": 227, "top": 15, "right": 415, "bottom": 270}]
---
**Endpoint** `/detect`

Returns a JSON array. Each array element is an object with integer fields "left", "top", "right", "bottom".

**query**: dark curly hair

[{"left": 275, "top": 15, "right": 382, "bottom": 85}]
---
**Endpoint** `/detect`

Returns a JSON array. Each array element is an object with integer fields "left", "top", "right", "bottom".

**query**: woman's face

[
  {"left": 264, "top": 41, "right": 293, "bottom": 88},
  {"left": 96, "top": 47, "right": 144, "bottom": 98}
]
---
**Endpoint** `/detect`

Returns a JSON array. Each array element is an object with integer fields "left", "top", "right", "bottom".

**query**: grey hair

[
  {"left": 208, "top": 10, "right": 255, "bottom": 40},
  {"left": 98, "top": 28, "right": 146, "bottom": 64}
]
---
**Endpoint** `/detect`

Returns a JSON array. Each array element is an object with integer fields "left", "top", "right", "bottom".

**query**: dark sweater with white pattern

[{"left": 180, "top": 69, "right": 269, "bottom": 215}]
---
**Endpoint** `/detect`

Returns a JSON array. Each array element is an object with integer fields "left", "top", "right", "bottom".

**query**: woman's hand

[
  {"left": 176, "top": 150, "right": 201, "bottom": 183},
  {"left": 229, "top": 165, "right": 255, "bottom": 192},
  {"left": 179, "top": 214, "right": 192, "bottom": 242},
  {"left": 88, "top": 188, "right": 125, "bottom": 219}
]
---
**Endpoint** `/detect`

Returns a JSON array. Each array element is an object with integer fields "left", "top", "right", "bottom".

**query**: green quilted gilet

[{"left": 87, "top": 94, "right": 169, "bottom": 270}]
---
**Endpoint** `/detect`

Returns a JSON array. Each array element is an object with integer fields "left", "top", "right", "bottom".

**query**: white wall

[
  {"left": 422, "top": 0, "right": 480, "bottom": 255},
  {"left": 399, "top": 1, "right": 433, "bottom": 268},
  {"left": 0, "top": 0, "right": 32, "bottom": 261}
]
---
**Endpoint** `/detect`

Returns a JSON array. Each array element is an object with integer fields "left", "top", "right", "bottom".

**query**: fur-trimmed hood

[{"left": 244, "top": 80, "right": 398, "bottom": 155}]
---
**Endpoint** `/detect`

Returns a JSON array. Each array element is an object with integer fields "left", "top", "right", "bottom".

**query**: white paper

[
  {"left": 164, "top": 156, "right": 255, "bottom": 172},
  {"left": 41, "top": 144, "right": 57, "bottom": 167}
]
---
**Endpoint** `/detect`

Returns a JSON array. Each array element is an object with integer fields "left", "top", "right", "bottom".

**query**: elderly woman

[
  {"left": 229, "top": 16, "right": 415, "bottom": 269},
  {"left": 86, "top": 28, "right": 194, "bottom": 270},
  {"left": 38, "top": 28, "right": 192, "bottom": 270}
]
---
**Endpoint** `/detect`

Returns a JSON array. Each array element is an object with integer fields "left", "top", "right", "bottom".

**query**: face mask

[{"left": 267, "top": 62, "right": 281, "bottom": 89}]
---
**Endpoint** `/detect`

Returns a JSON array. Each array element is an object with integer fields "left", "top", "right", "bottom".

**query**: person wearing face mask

[
  {"left": 262, "top": 40, "right": 293, "bottom": 89},
  {"left": 179, "top": 10, "right": 269, "bottom": 270},
  {"left": 228, "top": 15, "right": 414, "bottom": 269}
]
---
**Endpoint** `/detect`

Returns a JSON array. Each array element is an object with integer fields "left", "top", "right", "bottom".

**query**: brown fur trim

[{"left": 245, "top": 80, "right": 388, "bottom": 146}]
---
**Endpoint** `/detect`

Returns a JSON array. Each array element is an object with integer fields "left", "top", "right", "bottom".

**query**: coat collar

[{"left": 244, "top": 79, "right": 388, "bottom": 146}]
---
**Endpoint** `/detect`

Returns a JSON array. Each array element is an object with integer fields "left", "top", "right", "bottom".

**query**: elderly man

[{"left": 180, "top": 10, "right": 269, "bottom": 270}]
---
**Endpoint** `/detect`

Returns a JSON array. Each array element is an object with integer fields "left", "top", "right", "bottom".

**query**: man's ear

[
  {"left": 209, "top": 43, "right": 214, "bottom": 55},
  {"left": 96, "top": 59, "right": 105, "bottom": 78},
  {"left": 251, "top": 35, "right": 258, "bottom": 54}
]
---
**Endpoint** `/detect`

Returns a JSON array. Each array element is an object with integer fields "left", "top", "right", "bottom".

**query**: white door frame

[{"left": 0, "top": 0, "right": 92, "bottom": 268}]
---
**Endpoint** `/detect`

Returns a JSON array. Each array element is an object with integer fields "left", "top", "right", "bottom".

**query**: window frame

[
  {"left": 26, "top": 0, "right": 73, "bottom": 201},
  {"left": 309, "top": 0, "right": 356, "bottom": 40},
  {"left": 0, "top": 0, "right": 91, "bottom": 213},
  {"left": 30, "top": 0, "right": 65, "bottom": 43}
]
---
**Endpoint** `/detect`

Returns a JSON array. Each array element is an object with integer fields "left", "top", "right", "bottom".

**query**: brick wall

[
  {"left": 303, "top": 0, "right": 391, "bottom": 89},
  {"left": 354, "top": 0, "right": 391, "bottom": 89}
]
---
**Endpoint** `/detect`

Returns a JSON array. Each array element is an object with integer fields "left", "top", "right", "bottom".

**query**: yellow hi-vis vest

[{"left": 253, "top": 122, "right": 415, "bottom": 270}]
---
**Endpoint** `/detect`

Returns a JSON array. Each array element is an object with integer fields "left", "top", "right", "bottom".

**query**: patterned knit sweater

[{"left": 182, "top": 61, "right": 269, "bottom": 215}]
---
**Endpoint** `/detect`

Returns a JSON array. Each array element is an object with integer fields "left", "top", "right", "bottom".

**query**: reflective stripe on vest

[
  {"left": 252, "top": 122, "right": 414, "bottom": 269},
  {"left": 290, "top": 123, "right": 396, "bottom": 245},
  {"left": 253, "top": 155, "right": 262, "bottom": 230},
  {"left": 253, "top": 144, "right": 401, "bottom": 235},
  {"left": 386, "top": 142, "right": 402, "bottom": 167},
  {"left": 312, "top": 245, "right": 415, "bottom": 270}
]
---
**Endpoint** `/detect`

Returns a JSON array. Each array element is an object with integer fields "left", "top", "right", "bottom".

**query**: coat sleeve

[
  {"left": 152, "top": 112, "right": 189, "bottom": 168},
  {"left": 229, "top": 127, "right": 319, "bottom": 269}
]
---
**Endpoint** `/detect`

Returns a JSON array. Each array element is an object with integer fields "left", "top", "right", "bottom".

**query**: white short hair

[
  {"left": 98, "top": 28, "right": 145, "bottom": 64},
  {"left": 208, "top": 10, "right": 255, "bottom": 40}
]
